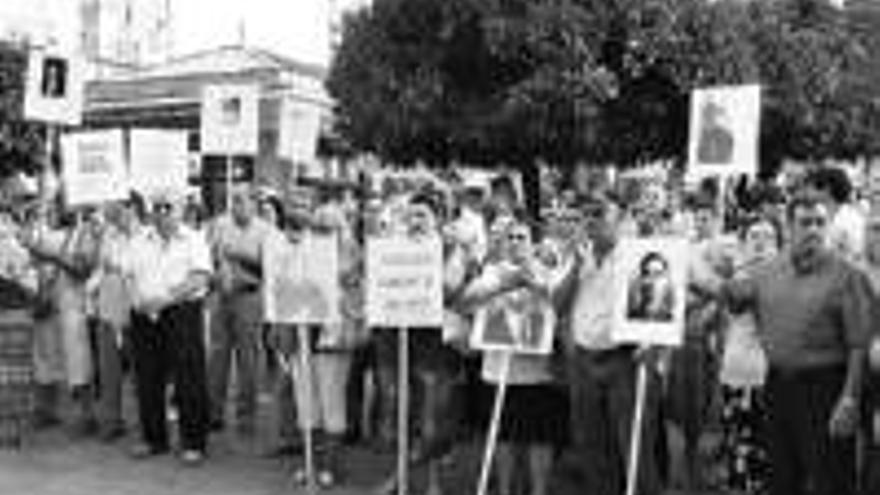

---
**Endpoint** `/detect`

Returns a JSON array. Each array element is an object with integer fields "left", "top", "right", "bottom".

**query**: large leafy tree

[
  {"left": 0, "top": 42, "right": 44, "bottom": 179},
  {"left": 327, "top": 0, "right": 880, "bottom": 200}
]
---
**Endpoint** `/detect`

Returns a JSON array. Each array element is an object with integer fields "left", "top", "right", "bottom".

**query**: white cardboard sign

[
  {"left": 200, "top": 84, "right": 260, "bottom": 155},
  {"left": 24, "top": 49, "right": 84, "bottom": 125},
  {"left": 278, "top": 96, "right": 322, "bottom": 164},
  {"left": 687, "top": 84, "right": 761, "bottom": 178},
  {"left": 61, "top": 130, "right": 128, "bottom": 206},
  {"left": 128, "top": 129, "right": 190, "bottom": 196},
  {"left": 366, "top": 236, "right": 444, "bottom": 328},
  {"left": 264, "top": 232, "right": 340, "bottom": 325},
  {"left": 612, "top": 237, "right": 688, "bottom": 347}
]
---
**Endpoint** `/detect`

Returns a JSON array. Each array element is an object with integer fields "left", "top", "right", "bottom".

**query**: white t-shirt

[
  {"left": 124, "top": 226, "right": 213, "bottom": 305},
  {"left": 829, "top": 203, "right": 866, "bottom": 264}
]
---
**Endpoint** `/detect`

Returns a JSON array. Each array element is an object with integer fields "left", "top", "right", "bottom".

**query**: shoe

[
  {"left": 71, "top": 418, "right": 99, "bottom": 437},
  {"left": 317, "top": 469, "right": 336, "bottom": 489},
  {"left": 180, "top": 449, "right": 205, "bottom": 467},
  {"left": 130, "top": 443, "right": 169, "bottom": 459},
  {"left": 209, "top": 419, "right": 225, "bottom": 432},
  {"left": 98, "top": 425, "right": 127, "bottom": 443}
]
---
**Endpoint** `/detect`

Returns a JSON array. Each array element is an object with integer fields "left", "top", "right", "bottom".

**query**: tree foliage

[{"left": 326, "top": 0, "right": 880, "bottom": 174}]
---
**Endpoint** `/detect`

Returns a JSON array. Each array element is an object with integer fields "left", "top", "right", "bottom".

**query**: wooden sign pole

[
  {"left": 625, "top": 358, "right": 650, "bottom": 495},
  {"left": 297, "top": 324, "right": 318, "bottom": 495},
  {"left": 397, "top": 326, "right": 410, "bottom": 495},
  {"left": 475, "top": 351, "right": 512, "bottom": 495}
]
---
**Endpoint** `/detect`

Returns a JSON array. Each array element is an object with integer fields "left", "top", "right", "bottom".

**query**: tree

[
  {"left": 0, "top": 42, "right": 45, "bottom": 179},
  {"left": 327, "top": 0, "right": 880, "bottom": 198}
]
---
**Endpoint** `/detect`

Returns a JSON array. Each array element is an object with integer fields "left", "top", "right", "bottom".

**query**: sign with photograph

[
  {"left": 200, "top": 84, "right": 260, "bottom": 155},
  {"left": 23, "top": 49, "right": 84, "bottom": 125},
  {"left": 278, "top": 97, "right": 322, "bottom": 164},
  {"left": 128, "top": 129, "right": 190, "bottom": 196},
  {"left": 366, "top": 236, "right": 444, "bottom": 328},
  {"left": 264, "top": 233, "right": 340, "bottom": 325},
  {"left": 612, "top": 237, "right": 688, "bottom": 347},
  {"left": 470, "top": 294, "right": 555, "bottom": 355},
  {"left": 60, "top": 130, "right": 128, "bottom": 206},
  {"left": 687, "top": 84, "right": 761, "bottom": 178}
]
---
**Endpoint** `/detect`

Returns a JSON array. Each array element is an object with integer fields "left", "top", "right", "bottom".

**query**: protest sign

[
  {"left": 24, "top": 49, "right": 84, "bottom": 125},
  {"left": 612, "top": 236, "right": 688, "bottom": 347},
  {"left": 128, "top": 129, "right": 190, "bottom": 196},
  {"left": 263, "top": 233, "right": 340, "bottom": 325},
  {"left": 200, "top": 84, "right": 260, "bottom": 155},
  {"left": 278, "top": 96, "right": 322, "bottom": 165},
  {"left": 365, "top": 236, "right": 444, "bottom": 328},
  {"left": 60, "top": 130, "right": 128, "bottom": 206},
  {"left": 470, "top": 294, "right": 555, "bottom": 355},
  {"left": 687, "top": 84, "right": 761, "bottom": 178}
]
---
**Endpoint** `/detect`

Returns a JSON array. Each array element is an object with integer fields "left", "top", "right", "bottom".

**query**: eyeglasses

[
  {"left": 507, "top": 233, "right": 528, "bottom": 242},
  {"left": 796, "top": 217, "right": 826, "bottom": 228},
  {"left": 154, "top": 203, "right": 173, "bottom": 214}
]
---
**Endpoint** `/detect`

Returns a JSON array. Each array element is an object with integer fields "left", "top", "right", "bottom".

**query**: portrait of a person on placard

[
  {"left": 41, "top": 57, "right": 68, "bottom": 99},
  {"left": 697, "top": 99, "right": 734, "bottom": 165},
  {"left": 626, "top": 251, "right": 675, "bottom": 322},
  {"left": 221, "top": 96, "right": 243, "bottom": 126}
]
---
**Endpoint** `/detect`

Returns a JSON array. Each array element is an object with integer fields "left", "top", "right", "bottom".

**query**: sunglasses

[
  {"left": 796, "top": 217, "right": 826, "bottom": 228},
  {"left": 507, "top": 233, "right": 528, "bottom": 242},
  {"left": 153, "top": 202, "right": 173, "bottom": 214}
]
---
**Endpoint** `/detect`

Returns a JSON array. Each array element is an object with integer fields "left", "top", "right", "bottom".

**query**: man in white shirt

[
  {"left": 207, "top": 185, "right": 274, "bottom": 433},
  {"left": 556, "top": 194, "right": 662, "bottom": 495},
  {"left": 125, "top": 190, "right": 213, "bottom": 465}
]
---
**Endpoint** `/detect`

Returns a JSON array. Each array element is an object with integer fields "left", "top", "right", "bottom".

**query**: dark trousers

[
  {"left": 766, "top": 365, "right": 855, "bottom": 495},
  {"left": 345, "top": 341, "right": 380, "bottom": 439},
  {"left": 565, "top": 347, "right": 662, "bottom": 495},
  {"left": 131, "top": 301, "right": 209, "bottom": 451}
]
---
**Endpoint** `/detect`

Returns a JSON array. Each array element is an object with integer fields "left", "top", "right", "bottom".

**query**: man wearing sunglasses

[{"left": 124, "top": 190, "right": 213, "bottom": 466}]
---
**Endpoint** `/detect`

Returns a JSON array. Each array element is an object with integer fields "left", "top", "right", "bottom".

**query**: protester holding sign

[
  {"left": 372, "top": 193, "right": 464, "bottom": 495},
  {"left": 554, "top": 193, "right": 663, "bottom": 495},
  {"left": 459, "top": 214, "right": 567, "bottom": 495}
]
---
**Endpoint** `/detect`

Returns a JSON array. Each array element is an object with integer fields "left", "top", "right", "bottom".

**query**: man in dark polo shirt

[{"left": 714, "top": 190, "right": 872, "bottom": 495}]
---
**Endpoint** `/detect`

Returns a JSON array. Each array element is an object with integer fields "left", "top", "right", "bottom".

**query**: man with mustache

[{"left": 699, "top": 189, "right": 872, "bottom": 495}]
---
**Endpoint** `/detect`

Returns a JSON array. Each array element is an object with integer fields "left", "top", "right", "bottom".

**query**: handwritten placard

[
  {"left": 366, "top": 236, "right": 444, "bottom": 328},
  {"left": 60, "top": 130, "right": 128, "bottom": 206}
]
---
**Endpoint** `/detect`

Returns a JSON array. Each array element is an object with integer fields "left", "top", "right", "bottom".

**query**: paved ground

[
  {"left": 0, "top": 427, "right": 719, "bottom": 495},
  {"left": 0, "top": 388, "right": 719, "bottom": 495}
]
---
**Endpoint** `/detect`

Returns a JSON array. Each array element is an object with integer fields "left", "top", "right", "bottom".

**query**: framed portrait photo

[{"left": 612, "top": 237, "right": 688, "bottom": 347}]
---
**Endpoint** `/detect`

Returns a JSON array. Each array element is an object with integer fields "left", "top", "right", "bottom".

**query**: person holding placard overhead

[
  {"left": 553, "top": 193, "right": 663, "bottom": 495},
  {"left": 459, "top": 213, "right": 567, "bottom": 495},
  {"left": 374, "top": 192, "right": 466, "bottom": 495},
  {"left": 207, "top": 184, "right": 274, "bottom": 434}
]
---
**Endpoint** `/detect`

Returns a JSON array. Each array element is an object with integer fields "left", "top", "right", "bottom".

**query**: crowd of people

[{"left": 0, "top": 165, "right": 879, "bottom": 495}]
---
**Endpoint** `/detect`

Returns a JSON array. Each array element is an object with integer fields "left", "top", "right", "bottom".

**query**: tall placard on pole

[
  {"left": 24, "top": 48, "right": 85, "bottom": 126},
  {"left": 128, "top": 129, "right": 190, "bottom": 197},
  {"left": 687, "top": 84, "right": 761, "bottom": 180},
  {"left": 60, "top": 130, "right": 128, "bottom": 206},
  {"left": 200, "top": 84, "right": 260, "bottom": 210},
  {"left": 278, "top": 96, "right": 322, "bottom": 169}
]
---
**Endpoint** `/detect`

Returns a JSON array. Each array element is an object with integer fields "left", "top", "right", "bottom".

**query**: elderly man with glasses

[{"left": 124, "top": 190, "right": 213, "bottom": 465}]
